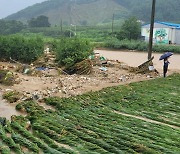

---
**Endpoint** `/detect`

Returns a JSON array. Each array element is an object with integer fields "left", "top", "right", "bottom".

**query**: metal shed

[{"left": 141, "top": 21, "right": 180, "bottom": 45}]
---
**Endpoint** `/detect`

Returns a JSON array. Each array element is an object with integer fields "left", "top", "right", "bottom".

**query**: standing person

[
  {"left": 163, "top": 57, "right": 170, "bottom": 77},
  {"left": 159, "top": 52, "right": 173, "bottom": 78}
]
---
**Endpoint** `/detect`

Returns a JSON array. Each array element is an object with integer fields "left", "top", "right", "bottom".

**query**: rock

[
  {"left": 32, "top": 91, "right": 39, "bottom": 100},
  {"left": 119, "top": 76, "right": 126, "bottom": 82},
  {"left": 5, "top": 89, "right": 13, "bottom": 92},
  {"left": 69, "top": 86, "right": 73, "bottom": 90},
  {"left": 26, "top": 91, "right": 30, "bottom": 94},
  {"left": 62, "top": 89, "right": 67, "bottom": 94}
]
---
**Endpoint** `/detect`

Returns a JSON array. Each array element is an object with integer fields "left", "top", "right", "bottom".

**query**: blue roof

[
  {"left": 156, "top": 21, "right": 180, "bottom": 29},
  {"left": 142, "top": 21, "right": 180, "bottom": 29}
]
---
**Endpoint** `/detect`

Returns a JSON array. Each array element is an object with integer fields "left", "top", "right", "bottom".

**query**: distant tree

[
  {"left": 80, "top": 20, "right": 88, "bottom": 26},
  {"left": 117, "top": 17, "right": 141, "bottom": 40},
  {"left": 28, "top": 15, "right": 51, "bottom": 27},
  {"left": 28, "top": 18, "right": 36, "bottom": 27},
  {"left": 64, "top": 30, "right": 75, "bottom": 38},
  {"left": 0, "top": 20, "right": 25, "bottom": 35}
]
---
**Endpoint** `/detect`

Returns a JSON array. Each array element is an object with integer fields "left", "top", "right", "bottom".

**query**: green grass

[
  {"left": 104, "top": 38, "right": 180, "bottom": 53},
  {"left": 20, "top": 25, "right": 120, "bottom": 42},
  {"left": 0, "top": 74, "right": 180, "bottom": 153}
]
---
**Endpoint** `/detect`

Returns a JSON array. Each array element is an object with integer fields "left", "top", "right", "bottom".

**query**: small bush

[
  {"left": 55, "top": 38, "right": 93, "bottom": 69},
  {"left": 2, "top": 91, "right": 20, "bottom": 103},
  {"left": 152, "top": 44, "right": 180, "bottom": 53},
  {"left": 0, "top": 35, "right": 44, "bottom": 63}
]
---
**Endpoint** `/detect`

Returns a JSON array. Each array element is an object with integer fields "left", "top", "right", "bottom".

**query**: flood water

[
  {"left": 0, "top": 93, "right": 25, "bottom": 120},
  {"left": 95, "top": 49, "right": 180, "bottom": 72}
]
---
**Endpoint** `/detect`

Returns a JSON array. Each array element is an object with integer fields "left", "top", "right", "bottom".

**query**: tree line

[{"left": 0, "top": 15, "right": 50, "bottom": 35}]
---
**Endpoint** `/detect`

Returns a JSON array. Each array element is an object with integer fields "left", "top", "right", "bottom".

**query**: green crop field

[{"left": 0, "top": 74, "right": 180, "bottom": 153}]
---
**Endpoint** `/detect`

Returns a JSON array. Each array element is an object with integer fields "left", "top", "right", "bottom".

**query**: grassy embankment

[{"left": 0, "top": 74, "right": 180, "bottom": 153}]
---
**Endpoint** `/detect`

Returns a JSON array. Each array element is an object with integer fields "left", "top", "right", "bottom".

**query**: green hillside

[
  {"left": 5, "top": 0, "right": 128, "bottom": 25},
  {"left": 5, "top": 0, "right": 180, "bottom": 25}
]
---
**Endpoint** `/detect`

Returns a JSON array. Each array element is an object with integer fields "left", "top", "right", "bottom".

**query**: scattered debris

[
  {"left": 0, "top": 52, "right": 160, "bottom": 103},
  {"left": 99, "top": 67, "right": 107, "bottom": 71},
  {"left": 136, "top": 56, "right": 158, "bottom": 74},
  {"left": 16, "top": 64, "right": 42, "bottom": 77},
  {"left": 33, "top": 50, "right": 57, "bottom": 68}
]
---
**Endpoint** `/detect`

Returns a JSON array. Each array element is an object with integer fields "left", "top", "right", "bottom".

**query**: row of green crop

[
  {"left": 10, "top": 121, "right": 60, "bottom": 153},
  {"left": 0, "top": 125, "right": 21, "bottom": 153},
  {"left": 1, "top": 74, "right": 180, "bottom": 153},
  {"left": 16, "top": 102, "right": 111, "bottom": 153},
  {"left": 0, "top": 141, "right": 10, "bottom": 154},
  {"left": 43, "top": 104, "right": 179, "bottom": 153},
  {"left": 2, "top": 106, "right": 178, "bottom": 154},
  {"left": 29, "top": 101, "right": 179, "bottom": 153},
  {"left": 42, "top": 74, "right": 180, "bottom": 153},
  {"left": 44, "top": 73, "right": 180, "bottom": 127},
  {"left": 104, "top": 38, "right": 180, "bottom": 53},
  {"left": 16, "top": 101, "right": 130, "bottom": 153},
  {"left": 14, "top": 102, "right": 107, "bottom": 153},
  {"left": 13, "top": 74, "right": 180, "bottom": 153}
]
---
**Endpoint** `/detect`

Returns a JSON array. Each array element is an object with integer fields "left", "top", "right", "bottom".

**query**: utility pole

[
  {"left": 74, "top": 25, "right": 76, "bottom": 36},
  {"left": 70, "top": 25, "right": 71, "bottom": 38},
  {"left": 112, "top": 13, "right": 115, "bottom": 34},
  {"left": 61, "top": 19, "right": 63, "bottom": 33},
  {"left": 148, "top": 0, "right": 156, "bottom": 60}
]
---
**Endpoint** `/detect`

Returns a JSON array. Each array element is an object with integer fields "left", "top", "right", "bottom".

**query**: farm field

[{"left": 0, "top": 73, "right": 180, "bottom": 153}]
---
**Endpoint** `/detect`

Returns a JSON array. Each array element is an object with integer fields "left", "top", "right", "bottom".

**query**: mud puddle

[{"left": 0, "top": 93, "right": 25, "bottom": 120}]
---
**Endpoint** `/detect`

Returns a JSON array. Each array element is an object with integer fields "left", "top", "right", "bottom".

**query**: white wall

[
  {"left": 174, "top": 29, "right": 180, "bottom": 44},
  {"left": 141, "top": 27, "right": 170, "bottom": 44},
  {"left": 142, "top": 23, "right": 180, "bottom": 45}
]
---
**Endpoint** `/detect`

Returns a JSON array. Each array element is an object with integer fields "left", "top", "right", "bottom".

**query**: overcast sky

[{"left": 0, "top": 0, "right": 47, "bottom": 19}]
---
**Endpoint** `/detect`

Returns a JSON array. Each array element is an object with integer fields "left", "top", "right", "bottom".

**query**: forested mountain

[
  {"left": 118, "top": 0, "right": 180, "bottom": 22},
  {"left": 5, "top": 0, "right": 180, "bottom": 25}
]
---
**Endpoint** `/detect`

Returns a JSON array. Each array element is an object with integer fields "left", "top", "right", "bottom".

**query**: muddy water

[
  {"left": 95, "top": 49, "right": 180, "bottom": 72},
  {"left": 0, "top": 93, "right": 25, "bottom": 120}
]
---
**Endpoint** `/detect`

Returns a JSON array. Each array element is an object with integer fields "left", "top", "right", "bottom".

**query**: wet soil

[{"left": 0, "top": 93, "right": 25, "bottom": 120}]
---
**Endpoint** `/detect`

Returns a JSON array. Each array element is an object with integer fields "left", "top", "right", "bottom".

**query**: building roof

[
  {"left": 156, "top": 21, "right": 180, "bottom": 29},
  {"left": 142, "top": 21, "right": 180, "bottom": 29}
]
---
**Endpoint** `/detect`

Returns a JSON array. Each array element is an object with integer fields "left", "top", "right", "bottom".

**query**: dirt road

[{"left": 95, "top": 49, "right": 180, "bottom": 74}]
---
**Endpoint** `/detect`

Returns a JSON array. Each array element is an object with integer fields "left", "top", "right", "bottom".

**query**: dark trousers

[{"left": 163, "top": 66, "right": 168, "bottom": 77}]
